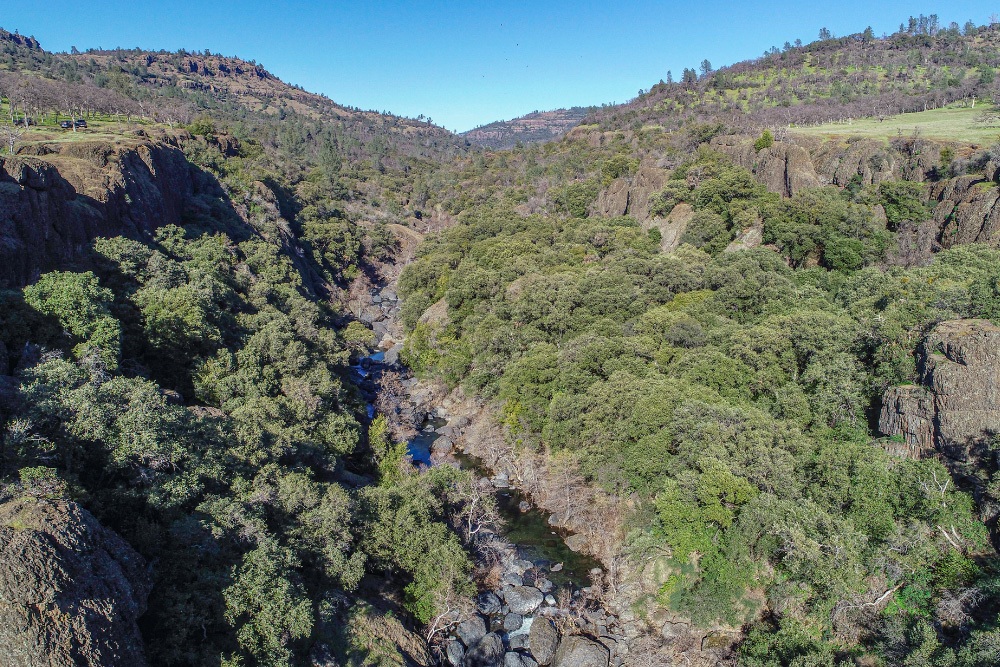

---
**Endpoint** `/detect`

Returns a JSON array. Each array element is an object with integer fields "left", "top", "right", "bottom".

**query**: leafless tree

[{"left": 1, "top": 120, "right": 26, "bottom": 154}]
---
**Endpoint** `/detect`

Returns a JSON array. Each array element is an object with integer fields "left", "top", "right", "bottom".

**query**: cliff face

[
  {"left": 0, "top": 497, "right": 152, "bottom": 667},
  {"left": 0, "top": 138, "right": 201, "bottom": 287},
  {"left": 709, "top": 134, "right": 1000, "bottom": 253},
  {"left": 710, "top": 136, "right": 822, "bottom": 197},
  {"left": 879, "top": 319, "right": 1000, "bottom": 460},
  {"left": 593, "top": 166, "right": 666, "bottom": 220}
]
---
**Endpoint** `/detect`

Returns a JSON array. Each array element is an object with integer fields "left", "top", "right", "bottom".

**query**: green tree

[{"left": 23, "top": 271, "right": 122, "bottom": 369}]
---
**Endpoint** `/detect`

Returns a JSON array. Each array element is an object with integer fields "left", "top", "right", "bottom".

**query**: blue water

[{"left": 406, "top": 417, "right": 447, "bottom": 466}]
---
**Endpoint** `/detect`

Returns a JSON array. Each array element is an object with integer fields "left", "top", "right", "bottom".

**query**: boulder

[
  {"left": 502, "top": 573, "right": 525, "bottom": 587},
  {"left": 384, "top": 343, "right": 404, "bottom": 366},
  {"left": 456, "top": 616, "right": 488, "bottom": 647},
  {"left": 528, "top": 618, "right": 559, "bottom": 665},
  {"left": 432, "top": 437, "right": 455, "bottom": 454},
  {"left": 503, "top": 612, "right": 524, "bottom": 632},
  {"left": 701, "top": 631, "right": 735, "bottom": 651},
  {"left": 447, "top": 641, "right": 466, "bottom": 666},
  {"left": 551, "top": 636, "right": 610, "bottom": 667},
  {"left": 564, "top": 534, "right": 588, "bottom": 552},
  {"left": 505, "top": 652, "right": 527, "bottom": 667},
  {"left": 510, "top": 559, "right": 535, "bottom": 575},
  {"left": 505, "top": 586, "right": 544, "bottom": 615},
  {"left": 465, "top": 632, "right": 504, "bottom": 667},
  {"left": 0, "top": 497, "right": 152, "bottom": 667},
  {"left": 476, "top": 592, "right": 503, "bottom": 616},
  {"left": 509, "top": 632, "right": 531, "bottom": 650}
]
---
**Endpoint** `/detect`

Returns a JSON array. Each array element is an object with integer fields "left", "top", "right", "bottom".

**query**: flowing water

[
  {"left": 419, "top": 416, "right": 600, "bottom": 589},
  {"left": 355, "top": 351, "right": 601, "bottom": 590}
]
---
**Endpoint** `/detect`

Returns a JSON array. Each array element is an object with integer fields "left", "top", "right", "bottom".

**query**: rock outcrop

[
  {"left": 879, "top": 319, "right": 1000, "bottom": 460},
  {"left": 0, "top": 497, "right": 152, "bottom": 667},
  {"left": 929, "top": 176, "right": 1000, "bottom": 248},
  {"left": 710, "top": 136, "right": 821, "bottom": 197},
  {"left": 0, "top": 138, "right": 206, "bottom": 287},
  {"left": 593, "top": 166, "right": 666, "bottom": 221}
]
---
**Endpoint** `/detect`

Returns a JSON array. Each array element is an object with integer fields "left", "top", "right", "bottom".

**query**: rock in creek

[
  {"left": 476, "top": 592, "right": 502, "bottom": 616},
  {"left": 504, "top": 586, "right": 544, "bottom": 615},
  {"left": 552, "top": 635, "right": 610, "bottom": 667},
  {"left": 447, "top": 640, "right": 466, "bottom": 666},
  {"left": 502, "top": 573, "right": 524, "bottom": 587},
  {"left": 564, "top": 534, "right": 587, "bottom": 552},
  {"left": 509, "top": 632, "right": 531, "bottom": 650},
  {"left": 503, "top": 612, "right": 523, "bottom": 632},
  {"left": 432, "top": 436, "right": 454, "bottom": 454},
  {"left": 456, "top": 616, "right": 487, "bottom": 647},
  {"left": 465, "top": 632, "right": 504, "bottom": 667},
  {"left": 505, "top": 652, "right": 538, "bottom": 667},
  {"left": 384, "top": 343, "right": 403, "bottom": 366},
  {"left": 528, "top": 618, "right": 559, "bottom": 665},
  {"left": 510, "top": 559, "right": 535, "bottom": 575}
]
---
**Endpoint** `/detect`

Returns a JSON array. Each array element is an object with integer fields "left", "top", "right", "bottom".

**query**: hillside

[
  {"left": 6, "top": 14, "right": 1000, "bottom": 667},
  {"left": 586, "top": 18, "right": 1000, "bottom": 135},
  {"left": 461, "top": 107, "right": 593, "bottom": 149}
]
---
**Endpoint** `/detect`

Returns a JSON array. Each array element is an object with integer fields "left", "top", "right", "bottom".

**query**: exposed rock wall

[
  {"left": 0, "top": 497, "right": 152, "bottom": 667},
  {"left": 929, "top": 175, "right": 1000, "bottom": 247},
  {"left": 710, "top": 135, "right": 821, "bottom": 197},
  {"left": 593, "top": 166, "right": 666, "bottom": 220},
  {"left": 879, "top": 319, "right": 1000, "bottom": 460},
  {"left": 710, "top": 133, "right": 1000, "bottom": 253},
  {"left": 0, "top": 139, "right": 200, "bottom": 287}
]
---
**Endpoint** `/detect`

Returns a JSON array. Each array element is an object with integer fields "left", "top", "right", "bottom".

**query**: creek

[
  {"left": 349, "top": 282, "right": 626, "bottom": 666},
  {"left": 354, "top": 351, "right": 601, "bottom": 591}
]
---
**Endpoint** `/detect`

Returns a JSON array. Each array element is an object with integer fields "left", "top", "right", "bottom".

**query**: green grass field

[{"left": 790, "top": 104, "right": 1000, "bottom": 145}]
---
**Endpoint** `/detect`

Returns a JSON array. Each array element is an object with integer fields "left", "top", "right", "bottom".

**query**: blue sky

[{"left": 4, "top": 2, "right": 999, "bottom": 131}]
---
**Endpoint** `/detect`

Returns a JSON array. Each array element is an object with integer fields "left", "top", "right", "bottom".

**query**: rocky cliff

[
  {"left": 879, "top": 319, "right": 1000, "bottom": 460},
  {"left": 0, "top": 497, "right": 152, "bottom": 667},
  {"left": 0, "top": 136, "right": 210, "bottom": 287},
  {"left": 707, "top": 134, "right": 1000, "bottom": 253}
]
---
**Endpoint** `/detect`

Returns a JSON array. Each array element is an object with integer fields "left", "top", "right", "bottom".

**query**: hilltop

[
  {"left": 461, "top": 107, "right": 593, "bottom": 149},
  {"left": 587, "top": 17, "right": 1000, "bottom": 136},
  {"left": 1, "top": 30, "right": 471, "bottom": 169}
]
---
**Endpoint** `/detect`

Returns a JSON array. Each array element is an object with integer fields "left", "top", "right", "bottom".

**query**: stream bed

[{"left": 353, "top": 335, "right": 626, "bottom": 667}]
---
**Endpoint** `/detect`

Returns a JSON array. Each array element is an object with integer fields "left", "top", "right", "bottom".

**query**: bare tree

[{"left": 1, "top": 120, "right": 26, "bottom": 154}]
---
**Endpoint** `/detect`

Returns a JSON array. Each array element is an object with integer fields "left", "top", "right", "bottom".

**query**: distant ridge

[{"left": 462, "top": 107, "right": 593, "bottom": 149}]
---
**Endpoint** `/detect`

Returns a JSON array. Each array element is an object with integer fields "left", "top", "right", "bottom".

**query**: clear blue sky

[{"left": 4, "top": 2, "right": 999, "bottom": 132}]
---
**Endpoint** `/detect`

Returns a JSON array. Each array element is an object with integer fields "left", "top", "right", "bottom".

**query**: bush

[{"left": 753, "top": 129, "right": 775, "bottom": 152}]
